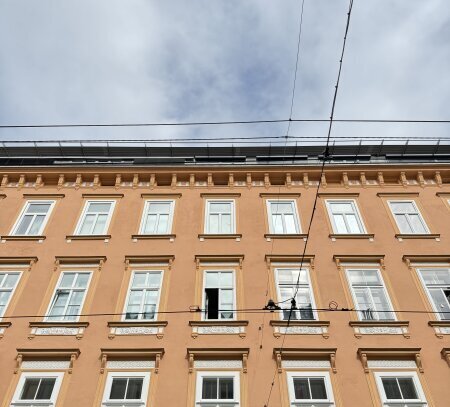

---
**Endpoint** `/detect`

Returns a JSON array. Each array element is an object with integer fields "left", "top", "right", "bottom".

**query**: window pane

[
  {"left": 79, "top": 214, "right": 95, "bottom": 234},
  {"left": 27, "top": 203, "right": 51, "bottom": 214},
  {"left": 421, "top": 269, "right": 450, "bottom": 285},
  {"left": 284, "top": 214, "right": 297, "bottom": 233},
  {"left": 144, "top": 214, "right": 157, "bottom": 234},
  {"left": 354, "top": 288, "right": 374, "bottom": 320},
  {"left": 110, "top": 378, "right": 127, "bottom": 399},
  {"left": 132, "top": 273, "right": 147, "bottom": 288},
  {"left": 75, "top": 274, "right": 90, "bottom": 288},
  {"left": 60, "top": 273, "right": 76, "bottom": 288},
  {"left": 409, "top": 214, "right": 427, "bottom": 233},
  {"left": 4, "top": 273, "right": 19, "bottom": 288},
  {"left": 92, "top": 214, "right": 108, "bottom": 234},
  {"left": 382, "top": 378, "right": 402, "bottom": 399},
  {"left": 36, "top": 378, "right": 56, "bottom": 400},
  {"left": 390, "top": 202, "right": 415, "bottom": 213},
  {"left": 395, "top": 214, "right": 412, "bottom": 233},
  {"left": 333, "top": 214, "right": 347, "bottom": 233},
  {"left": 209, "top": 203, "right": 231, "bottom": 214},
  {"left": 208, "top": 214, "right": 219, "bottom": 234},
  {"left": 398, "top": 378, "right": 418, "bottom": 399},
  {"left": 330, "top": 202, "right": 353, "bottom": 213},
  {"left": 271, "top": 202, "right": 293, "bottom": 214},
  {"left": 429, "top": 288, "right": 450, "bottom": 319},
  {"left": 205, "top": 273, "right": 219, "bottom": 288},
  {"left": 0, "top": 291, "right": 11, "bottom": 307},
  {"left": 371, "top": 288, "right": 393, "bottom": 320},
  {"left": 293, "top": 378, "right": 310, "bottom": 399},
  {"left": 147, "top": 273, "right": 162, "bottom": 288},
  {"left": 20, "top": 378, "right": 40, "bottom": 399},
  {"left": 126, "top": 378, "right": 143, "bottom": 399},
  {"left": 15, "top": 215, "right": 33, "bottom": 235},
  {"left": 219, "top": 378, "right": 234, "bottom": 399},
  {"left": 28, "top": 215, "right": 45, "bottom": 235},
  {"left": 220, "top": 214, "right": 232, "bottom": 233},
  {"left": 202, "top": 378, "right": 217, "bottom": 399},
  {"left": 346, "top": 214, "right": 362, "bottom": 233},
  {"left": 219, "top": 272, "right": 233, "bottom": 287},
  {"left": 148, "top": 202, "right": 170, "bottom": 214},
  {"left": 156, "top": 214, "right": 169, "bottom": 234},
  {"left": 88, "top": 202, "right": 111, "bottom": 213},
  {"left": 310, "top": 378, "right": 327, "bottom": 399},
  {"left": 272, "top": 214, "right": 284, "bottom": 234}
]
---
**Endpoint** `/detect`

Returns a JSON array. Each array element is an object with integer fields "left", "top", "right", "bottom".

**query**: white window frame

[
  {"left": 0, "top": 271, "right": 22, "bottom": 319},
  {"left": 286, "top": 371, "right": 335, "bottom": 406},
  {"left": 195, "top": 371, "right": 240, "bottom": 406},
  {"left": 44, "top": 271, "right": 93, "bottom": 322},
  {"left": 138, "top": 200, "right": 175, "bottom": 235},
  {"left": 345, "top": 268, "right": 396, "bottom": 321},
  {"left": 74, "top": 200, "right": 116, "bottom": 235},
  {"left": 122, "top": 270, "right": 164, "bottom": 321},
  {"left": 325, "top": 199, "right": 366, "bottom": 234},
  {"left": 274, "top": 267, "right": 318, "bottom": 321},
  {"left": 387, "top": 200, "right": 430, "bottom": 234},
  {"left": 11, "top": 371, "right": 64, "bottom": 406},
  {"left": 266, "top": 199, "right": 301, "bottom": 234},
  {"left": 10, "top": 200, "right": 56, "bottom": 236},
  {"left": 202, "top": 269, "right": 236, "bottom": 321},
  {"left": 102, "top": 371, "right": 150, "bottom": 406},
  {"left": 204, "top": 199, "right": 236, "bottom": 234},
  {"left": 374, "top": 371, "right": 427, "bottom": 406},
  {"left": 416, "top": 267, "right": 450, "bottom": 321}
]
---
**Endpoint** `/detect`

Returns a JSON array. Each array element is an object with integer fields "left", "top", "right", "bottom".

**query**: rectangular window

[
  {"left": 287, "top": 372, "right": 334, "bottom": 406},
  {"left": 0, "top": 272, "right": 21, "bottom": 318},
  {"left": 267, "top": 200, "right": 300, "bottom": 234},
  {"left": 45, "top": 272, "right": 91, "bottom": 322},
  {"left": 139, "top": 200, "right": 174, "bottom": 234},
  {"left": 375, "top": 372, "right": 427, "bottom": 406},
  {"left": 326, "top": 199, "right": 366, "bottom": 234},
  {"left": 123, "top": 271, "right": 163, "bottom": 321},
  {"left": 276, "top": 268, "right": 316, "bottom": 320},
  {"left": 203, "top": 271, "right": 235, "bottom": 320},
  {"left": 346, "top": 269, "right": 395, "bottom": 321},
  {"left": 75, "top": 200, "right": 115, "bottom": 235},
  {"left": 11, "top": 372, "right": 64, "bottom": 406},
  {"left": 388, "top": 200, "right": 429, "bottom": 234},
  {"left": 417, "top": 268, "right": 450, "bottom": 320},
  {"left": 11, "top": 200, "right": 55, "bottom": 236},
  {"left": 205, "top": 200, "right": 235, "bottom": 234},
  {"left": 102, "top": 372, "right": 150, "bottom": 406},
  {"left": 195, "top": 372, "right": 240, "bottom": 406}
]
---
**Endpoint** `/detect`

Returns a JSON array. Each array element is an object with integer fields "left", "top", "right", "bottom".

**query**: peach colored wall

[{"left": 0, "top": 164, "right": 449, "bottom": 406}]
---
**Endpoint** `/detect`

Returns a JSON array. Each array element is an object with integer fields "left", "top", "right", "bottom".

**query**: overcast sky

[{"left": 0, "top": 0, "right": 449, "bottom": 144}]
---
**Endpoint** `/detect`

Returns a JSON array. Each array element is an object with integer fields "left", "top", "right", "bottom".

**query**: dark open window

[{"left": 205, "top": 288, "right": 219, "bottom": 319}]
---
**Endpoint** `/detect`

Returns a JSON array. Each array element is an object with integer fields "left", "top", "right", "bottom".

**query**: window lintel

[
  {"left": 274, "top": 348, "right": 337, "bottom": 373},
  {"left": 187, "top": 347, "right": 249, "bottom": 373},
  {"left": 22, "top": 194, "right": 65, "bottom": 199},
  {"left": 260, "top": 193, "right": 300, "bottom": 198},
  {"left": 200, "top": 193, "right": 240, "bottom": 198},
  {"left": 100, "top": 348, "right": 164, "bottom": 374},
  {"left": 377, "top": 192, "right": 420, "bottom": 197},
  {"left": 318, "top": 193, "right": 359, "bottom": 198},
  {"left": 15, "top": 348, "right": 80, "bottom": 373},
  {"left": 357, "top": 347, "right": 422, "bottom": 373},
  {"left": 141, "top": 193, "right": 181, "bottom": 199},
  {"left": 81, "top": 193, "right": 123, "bottom": 199}
]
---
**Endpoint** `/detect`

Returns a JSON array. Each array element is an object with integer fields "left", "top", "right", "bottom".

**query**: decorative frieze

[
  {"left": 350, "top": 321, "right": 409, "bottom": 339},
  {"left": 28, "top": 322, "right": 89, "bottom": 340},
  {"left": 106, "top": 360, "right": 155, "bottom": 369},
  {"left": 281, "top": 359, "right": 331, "bottom": 369},
  {"left": 187, "top": 348, "right": 249, "bottom": 373},
  {"left": 367, "top": 360, "right": 417, "bottom": 369},
  {"left": 190, "top": 321, "right": 247, "bottom": 338},
  {"left": 274, "top": 325, "right": 327, "bottom": 336},
  {"left": 194, "top": 360, "right": 243, "bottom": 369},
  {"left": 108, "top": 321, "right": 167, "bottom": 339},
  {"left": 21, "top": 360, "right": 71, "bottom": 370}
]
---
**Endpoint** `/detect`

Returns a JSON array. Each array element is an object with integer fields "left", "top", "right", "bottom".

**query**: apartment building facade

[{"left": 0, "top": 143, "right": 449, "bottom": 406}]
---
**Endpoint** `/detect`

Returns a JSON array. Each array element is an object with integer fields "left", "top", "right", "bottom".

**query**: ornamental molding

[
  {"left": 281, "top": 359, "right": 331, "bottom": 369},
  {"left": 333, "top": 255, "right": 385, "bottom": 271},
  {"left": 367, "top": 360, "right": 417, "bottom": 369},
  {"left": 15, "top": 348, "right": 80, "bottom": 374},
  {"left": 194, "top": 360, "right": 243, "bottom": 369},
  {"left": 187, "top": 348, "right": 249, "bottom": 374},
  {"left": 106, "top": 360, "right": 155, "bottom": 369},
  {"left": 274, "top": 348, "right": 337, "bottom": 374},
  {"left": 350, "top": 321, "right": 410, "bottom": 339},
  {"left": 100, "top": 348, "right": 164, "bottom": 374},
  {"left": 107, "top": 321, "right": 167, "bottom": 339},
  {"left": 190, "top": 321, "right": 247, "bottom": 338},
  {"left": 195, "top": 255, "right": 244, "bottom": 270},
  {"left": 357, "top": 348, "right": 423, "bottom": 374},
  {"left": 21, "top": 360, "right": 71, "bottom": 370},
  {"left": 265, "top": 254, "right": 315, "bottom": 270}
]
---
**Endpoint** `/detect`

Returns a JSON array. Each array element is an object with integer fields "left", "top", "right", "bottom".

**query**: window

[
  {"left": 11, "top": 200, "right": 55, "bottom": 236},
  {"left": 11, "top": 372, "right": 63, "bottom": 406},
  {"left": 45, "top": 272, "right": 91, "bottom": 322},
  {"left": 75, "top": 200, "right": 115, "bottom": 235},
  {"left": 287, "top": 372, "right": 335, "bottom": 406},
  {"left": 346, "top": 269, "right": 395, "bottom": 321},
  {"left": 375, "top": 372, "right": 427, "bottom": 406},
  {"left": 417, "top": 268, "right": 450, "bottom": 320},
  {"left": 203, "top": 271, "right": 235, "bottom": 320},
  {"left": 275, "top": 268, "right": 316, "bottom": 320},
  {"left": 123, "top": 271, "right": 163, "bottom": 321},
  {"left": 325, "top": 200, "right": 366, "bottom": 234},
  {"left": 388, "top": 200, "right": 429, "bottom": 234},
  {"left": 139, "top": 200, "right": 174, "bottom": 235},
  {"left": 205, "top": 200, "right": 235, "bottom": 234},
  {"left": 267, "top": 200, "right": 300, "bottom": 234},
  {"left": 0, "top": 272, "right": 21, "bottom": 318},
  {"left": 102, "top": 372, "right": 150, "bottom": 406},
  {"left": 195, "top": 372, "right": 240, "bottom": 407}
]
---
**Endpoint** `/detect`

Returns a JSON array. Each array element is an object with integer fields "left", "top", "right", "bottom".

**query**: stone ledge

[
  {"left": 270, "top": 320, "right": 330, "bottom": 338},
  {"left": 349, "top": 320, "right": 410, "bottom": 339},
  {"left": 107, "top": 321, "right": 168, "bottom": 339},
  {"left": 28, "top": 322, "right": 89, "bottom": 340},
  {"left": 189, "top": 320, "right": 248, "bottom": 338}
]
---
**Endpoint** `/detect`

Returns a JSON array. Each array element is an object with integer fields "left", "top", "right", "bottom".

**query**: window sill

[
  {"left": 198, "top": 234, "right": 242, "bottom": 241},
  {"left": 108, "top": 321, "right": 168, "bottom": 339},
  {"left": 29, "top": 321, "right": 89, "bottom": 339},
  {"left": 131, "top": 234, "right": 176, "bottom": 242},
  {"left": 264, "top": 234, "right": 307, "bottom": 241},
  {"left": 395, "top": 233, "right": 440, "bottom": 241},
  {"left": 66, "top": 234, "right": 111, "bottom": 242},
  {"left": 428, "top": 321, "right": 450, "bottom": 338},
  {"left": 329, "top": 233, "right": 374, "bottom": 241},
  {"left": 189, "top": 320, "right": 248, "bottom": 338},
  {"left": 0, "top": 321, "right": 12, "bottom": 338},
  {"left": 1, "top": 235, "right": 46, "bottom": 242},
  {"left": 349, "top": 320, "right": 410, "bottom": 338},
  {"left": 270, "top": 320, "right": 329, "bottom": 338}
]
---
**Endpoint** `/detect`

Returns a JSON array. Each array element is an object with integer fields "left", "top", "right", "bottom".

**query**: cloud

[{"left": 0, "top": 0, "right": 448, "bottom": 144}]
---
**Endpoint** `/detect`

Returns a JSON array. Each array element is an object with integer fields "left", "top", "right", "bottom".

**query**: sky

[{"left": 0, "top": 0, "right": 449, "bottom": 145}]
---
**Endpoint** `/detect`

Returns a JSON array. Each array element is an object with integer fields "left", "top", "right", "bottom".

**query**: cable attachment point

[{"left": 263, "top": 299, "right": 282, "bottom": 312}]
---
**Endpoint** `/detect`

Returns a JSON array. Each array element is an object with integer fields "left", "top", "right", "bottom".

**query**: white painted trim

[
  {"left": 201, "top": 269, "right": 236, "bottom": 321},
  {"left": 195, "top": 371, "right": 240, "bottom": 405},
  {"left": 387, "top": 200, "right": 430, "bottom": 234},
  {"left": 204, "top": 199, "right": 236, "bottom": 234},
  {"left": 122, "top": 270, "right": 164, "bottom": 322},
  {"left": 11, "top": 371, "right": 64, "bottom": 405},
  {"left": 74, "top": 200, "right": 116, "bottom": 235},
  {"left": 374, "top": 371, "right": 427, "bottom": 405},
  {"left": 0, "top": 270, "right": 22, "bottom": 320},
  {"left": 102, "top": 371, "right": 150, "bottom": 406},
  {"left": 44, "top": 271, "right": 93, "bottom": 322},
  {"left": 416, "top": 267, "right": 450, "bottom": 321},
  {"left": 138, "top": 200, "right": 175, "bottom": 235},
  {"left": 266, "top": 199, "right": 301, "bottom": 234},
  {"left": 10, "top": 200, "right": 56, "bottom": 236},
  {"left": 286, "top": 371, "right": 335, "bottom": 405},
  {"left": 325, "top": 199, "right": 366, "bottom": 234}
]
